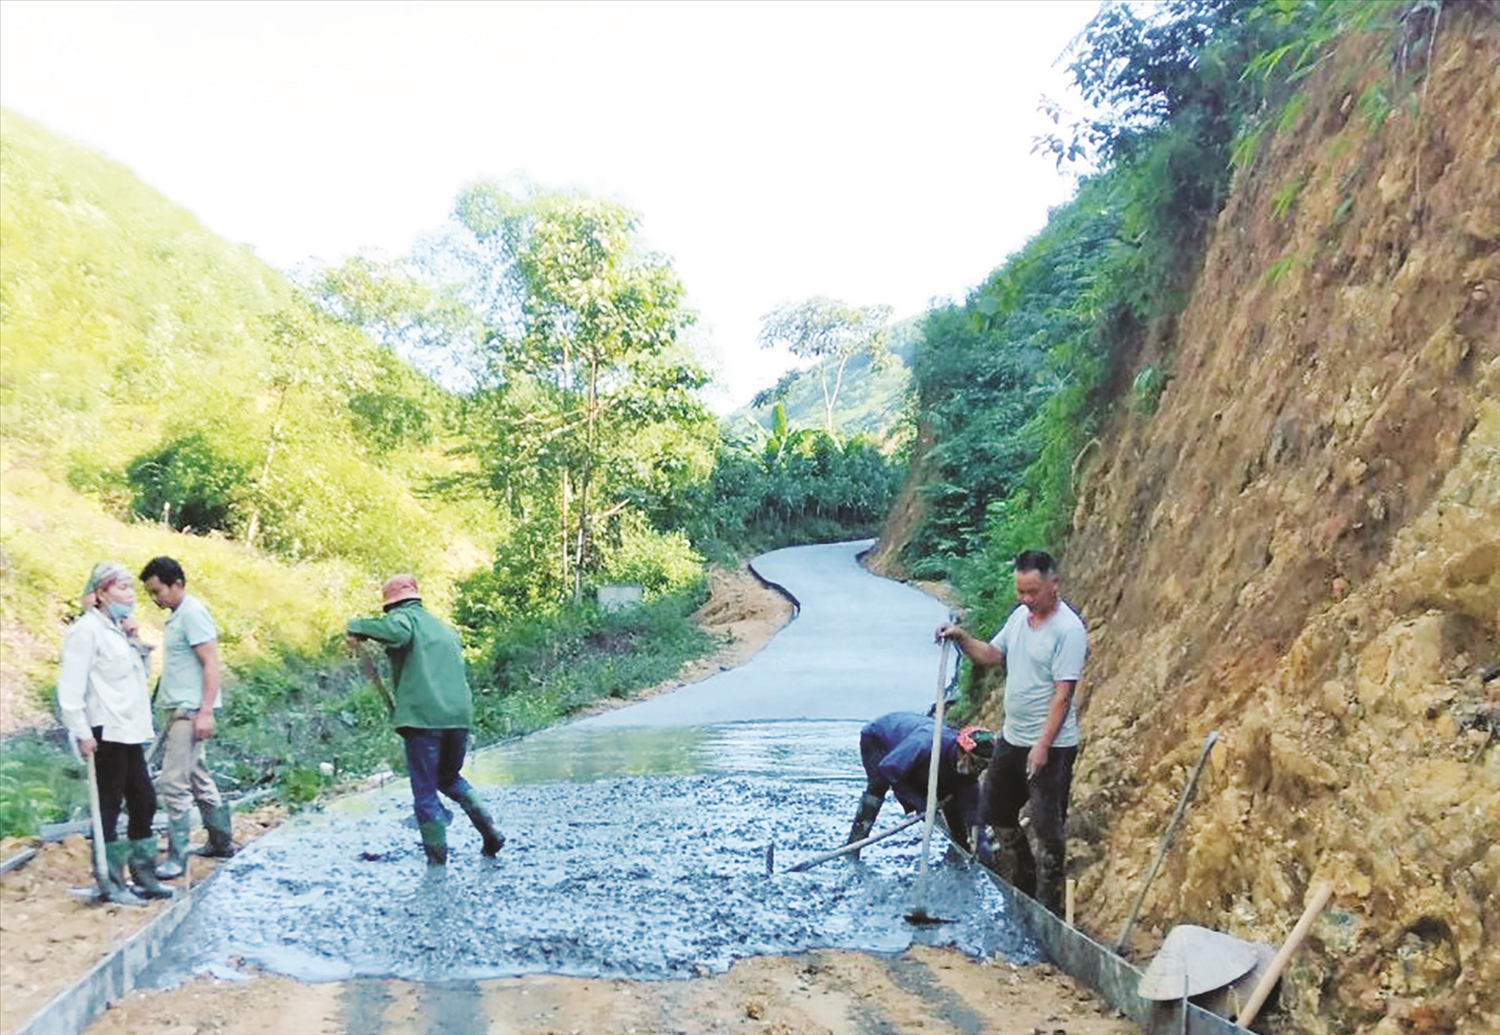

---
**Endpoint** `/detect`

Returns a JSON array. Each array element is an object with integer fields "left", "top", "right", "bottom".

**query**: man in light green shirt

[{"left": 141, "top": 556, "right": 235, "bottom": 877}]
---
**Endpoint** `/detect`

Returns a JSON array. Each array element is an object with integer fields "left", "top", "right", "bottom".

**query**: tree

[
  {"left": 310, "top": 256, "right": 488, "bottom": 392},
  {"left": 756, "top": 297, "right": 892, "bottom": 437},
  {"left": 451, "top": 183, "right": 717, "bottom": 605}
]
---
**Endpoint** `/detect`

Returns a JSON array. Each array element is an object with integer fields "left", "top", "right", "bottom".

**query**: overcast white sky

[{"left": 0, "top": 0, "right": 1096, "bottom": 411}]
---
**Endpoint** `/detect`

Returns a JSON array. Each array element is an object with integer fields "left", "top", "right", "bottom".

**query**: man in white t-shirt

[
  {"left": 937, "top": 549, "right": 1088, "bottom": 915},
  {"left": 141, "top": 556, "right": 235, "bottom": 877}
]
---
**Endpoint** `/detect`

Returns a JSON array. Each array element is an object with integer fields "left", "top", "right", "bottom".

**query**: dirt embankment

[{"left": 1008, "top": 15, "right": 1496, "bottom": 1035}]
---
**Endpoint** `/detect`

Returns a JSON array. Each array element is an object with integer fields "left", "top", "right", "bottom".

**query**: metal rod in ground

[
  {"left": 1114, "top": 728, "right": 1219, "bottom": 953},
  {"left": 784, "top": 812, "right": 927, "bottom": 873},
  {"left": 907, "top": 640, "right": 950, "bottom": 923}
]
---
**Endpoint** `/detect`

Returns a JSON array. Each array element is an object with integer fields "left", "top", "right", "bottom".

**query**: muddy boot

[
  {"left": 128, "top": 838, "right": 176, "bottom": 899},
  {"left": 455, "top": 791, "right": 505, "bottom": 857},
  {"left": 198, "top": 802, "right": 237, "bottom": 859},
  {"left": 845, "top": 792, "right": 884, "bottom": 859},
  {"left": 990, "top": 827, "right": 1038, "bottom": 898},
  {"left": 100, "top": 841, "right": 146, "bottom": 907},
  {"left": 419, "top": 821, "right": 448, "bottom": 865},
  {"left": 1035, "top": 838, "right": 1067, "bottom": 916},
  {"left": 154, "top": 813, "right": 193, "bottom": 879}
]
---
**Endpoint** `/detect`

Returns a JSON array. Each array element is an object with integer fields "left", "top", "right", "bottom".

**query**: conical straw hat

[{"left": 1138, "top": 924, "right": 1260, "bottom": 1000}]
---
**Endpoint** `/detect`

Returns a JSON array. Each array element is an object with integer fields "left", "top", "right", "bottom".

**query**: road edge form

[{"left": 15, "top": 874, "right": 218, "bottom": 1035}]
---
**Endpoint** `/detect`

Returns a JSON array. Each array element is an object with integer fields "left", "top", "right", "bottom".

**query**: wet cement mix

[{"left": 142, "top": 721, "right": 1036, "bottom": 988}]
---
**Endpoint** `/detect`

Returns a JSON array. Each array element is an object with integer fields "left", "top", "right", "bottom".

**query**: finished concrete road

[{"left": 578, "top": 539, "right": 954, "bottom": 727}]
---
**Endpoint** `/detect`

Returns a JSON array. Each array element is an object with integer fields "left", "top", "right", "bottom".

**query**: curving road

[
  {"left": 141, "top": 542, "right": 1030, "bottom": 991},
  {"left": 578, "top": 540, "right": 952, "bottom": 727}
]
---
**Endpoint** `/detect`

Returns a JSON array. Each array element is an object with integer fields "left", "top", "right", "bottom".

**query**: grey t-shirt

[
  {"left": 159, "top": 593, "right": 220, "bottom": 710},
  {"left": 989, "top": 601, "right": 1088, "bottom": 747}
]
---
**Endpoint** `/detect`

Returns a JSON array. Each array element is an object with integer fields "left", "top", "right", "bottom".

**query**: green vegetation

[
  {"left": 682, "top": 406, "right": 901, "bottom": 560},
  {"left": 900, "top": 0, "right": 1440, "bottom": 638},
  {"left": 754, "top": 297, "right": 893, "bottom": 438},
  {"left": 0, "top": 114, "right": 893, "bottom": 838},
  {"left": 740, "top": 316, "right": 920, "bottom": 444}
]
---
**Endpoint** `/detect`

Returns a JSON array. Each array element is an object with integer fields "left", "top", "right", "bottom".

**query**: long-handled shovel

[
  {"left": 905, "top": 639, "right": 952, "bottom": 925},
  {"left": 780, "top": 811, "right": 930, "bottom": 874},
  {"left": 85, "top": 752, "right": 110, "bottom": 897},
  {"left": 1114, "top": 728, "right": 1219, "bottom": 953},
  {"left": 355, "top": 643, "right": 396, "bottom": 716}
]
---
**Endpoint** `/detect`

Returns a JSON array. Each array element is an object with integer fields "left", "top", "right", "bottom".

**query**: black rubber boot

[
  {"left": 455, "top": 791, "right": 505, "bottom": 857},
  {"left": 155, "top": 813, "right": 193, "bottom": 879},
  {"left": 990, "top": 827, "right": 1038, "bottom": 898},
  {"left": 419, "top": 821, "right": 448, "bottom": 865},
  {"left": 1035, "top": 838, "right": 1068, "bottom": 916},
  {"left": 128, "top": 838, "right": 176, "bottom": 899},
  {"left": 198, "top": 802, "right": 237, "bottom": 858},
  {"left": 845, "top": 791, "right": 884, "bottom": 859},
  {"left": 101, "top": 840, "right": 146, "bottom": 907}
]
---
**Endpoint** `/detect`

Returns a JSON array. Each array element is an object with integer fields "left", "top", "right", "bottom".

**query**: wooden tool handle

[{"left": 1235, "top": 882, "right": 1333, "bottom": 1028}]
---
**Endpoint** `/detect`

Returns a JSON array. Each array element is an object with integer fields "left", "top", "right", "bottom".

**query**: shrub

[{"left": 126, "top": 432, "right": 250, "bottom": 534}]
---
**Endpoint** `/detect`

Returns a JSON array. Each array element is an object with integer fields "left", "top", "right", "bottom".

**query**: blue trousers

[{"left": 398, "top": 727, "right": 476, "bottom": 826}]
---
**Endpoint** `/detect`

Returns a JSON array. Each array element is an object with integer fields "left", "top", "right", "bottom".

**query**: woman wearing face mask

[{"left": 58, "top": 561, "right": 174, "bottom": 905}]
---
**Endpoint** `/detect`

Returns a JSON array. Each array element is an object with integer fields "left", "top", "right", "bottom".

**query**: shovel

[
  {"left": 1115, "top": 729, "right": 1218, "bottom": 953},
  {"left": 85, "top": 751, "right": 110, "bottom": 896},
  {"left": 778, "top": 805, "right": 953, "bottom": 875},
  {"left": 905, "top": 639, "right": 952, "bottom": 925},
  {"left": 355, "top": 643, "right": 396, "bottom": 716}
]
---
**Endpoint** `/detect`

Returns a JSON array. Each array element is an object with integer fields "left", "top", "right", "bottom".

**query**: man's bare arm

[
  {"left": 1027, "top": 679, "right": 1077, "bottom": 776},
  {"left": 936, "top": 624, "right": 1007, "bottom": 668},
  {"left": 192, "top": 641, "right": 221, "bottom": 741}
]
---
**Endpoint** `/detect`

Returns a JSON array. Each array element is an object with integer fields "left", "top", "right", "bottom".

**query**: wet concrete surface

[{"left": 141, "top": 543, "right": 1035, "bottom": 989}]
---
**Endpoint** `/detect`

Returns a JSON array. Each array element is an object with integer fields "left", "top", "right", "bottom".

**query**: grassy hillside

[
  {"left": 0, "top": 108, "right": 496, "bottom": 728},
  {"left": 735, "top": 316, "right": 919, "bottom": 442}
]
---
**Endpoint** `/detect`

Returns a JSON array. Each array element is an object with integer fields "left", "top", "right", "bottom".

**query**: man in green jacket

[{"left": 346, "top": 574, "right": 504, "bottom": 865}]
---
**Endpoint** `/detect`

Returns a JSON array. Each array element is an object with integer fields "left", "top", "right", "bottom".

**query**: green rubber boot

[
  {"left": 198, "top": 801, "right": 236, "bottom": 859},
  {"left": 128, "top": 838, "right": 176, "bottom": 899},
  {"left": 154, "top": 813, "right": 193, "bottom": 879},
  {"left": 418, "top": 821, "right": 448, "bottom": 865},
  {"left": 101, "top": 840, "right": 146, "bottom": 907},
  {"left": 455, "top": 790, "right": 505, "bottom": 857}
]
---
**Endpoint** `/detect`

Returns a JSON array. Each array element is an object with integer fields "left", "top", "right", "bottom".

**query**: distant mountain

[{"left": 733, "top": 315, "right": 919, "bottom": 443}]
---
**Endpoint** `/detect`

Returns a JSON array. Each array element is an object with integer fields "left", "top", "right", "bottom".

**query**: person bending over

[{"left": 846, "top": 711, "right": 993, "bottom": 857}]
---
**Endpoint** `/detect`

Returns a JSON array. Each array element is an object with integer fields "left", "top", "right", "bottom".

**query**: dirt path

[{"left": 88, "top": 947, "right": 1135, "bottom": 1035}]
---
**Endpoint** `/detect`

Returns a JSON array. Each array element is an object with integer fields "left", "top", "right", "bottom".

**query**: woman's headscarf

[{"left": 82, "top": 561, "right": 131, "bottom": 608}]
